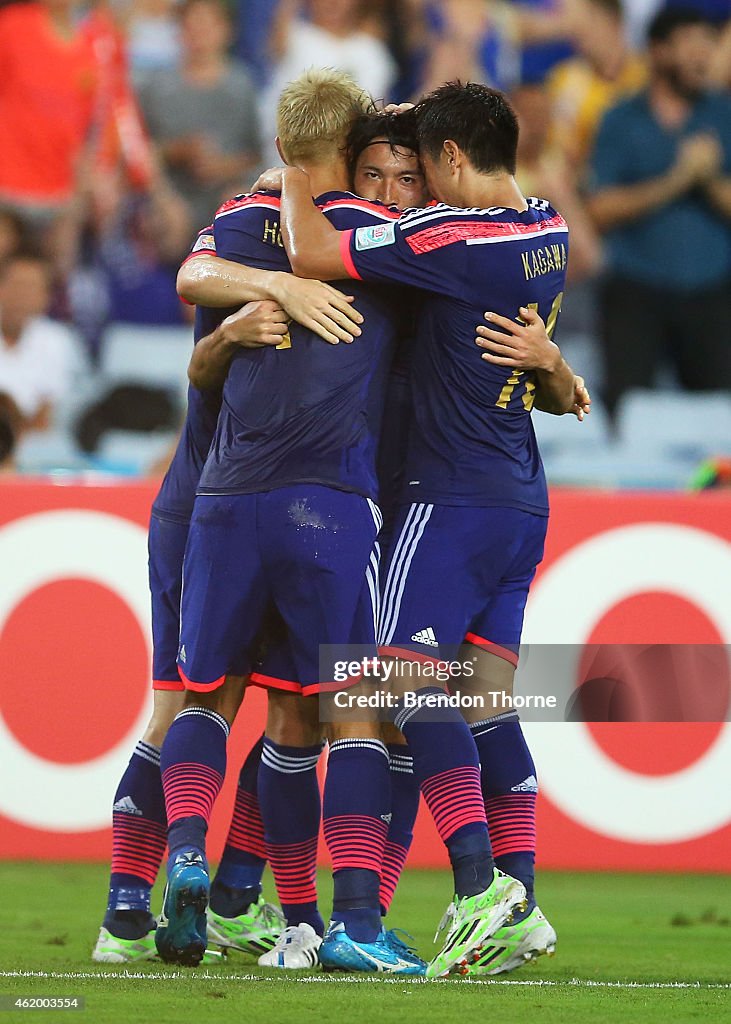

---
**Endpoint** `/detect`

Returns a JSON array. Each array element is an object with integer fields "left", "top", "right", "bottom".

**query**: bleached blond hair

[{"left": 277, "top": 67, "right": 373, "bottom": 165}]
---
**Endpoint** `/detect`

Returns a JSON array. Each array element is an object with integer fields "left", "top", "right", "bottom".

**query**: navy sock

[
  {"left": 394, "top": 687, "right": 492, "bottom": 898},
  {"left": 160, "top": 706, "right": 229, "bottom": 872},
  {"left": 380, "top": 745, "right": 420, "bottom": 915},
  {"left": 212, "top": 735, "right": 266, "bottom": 913},
  {"left": 105, "top": 740, "right": 166, "bottom": 936},
  {"left": 471, "top": 712, "right": 537, "bottom": 916},
  {"left": 323, "top": 739, "right": 390, "bottom": 943},
  {"left": 258, "top": 738, "right": 324, "bottom": 935}
]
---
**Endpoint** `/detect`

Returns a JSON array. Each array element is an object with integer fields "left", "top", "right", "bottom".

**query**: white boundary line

[{"left": 1, "top": 970, "right": 729, "bottom": 990}]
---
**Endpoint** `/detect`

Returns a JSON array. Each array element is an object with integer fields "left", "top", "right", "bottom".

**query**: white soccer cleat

[{"left": 257, "top": 922, "right": 322, "bottom": 969}]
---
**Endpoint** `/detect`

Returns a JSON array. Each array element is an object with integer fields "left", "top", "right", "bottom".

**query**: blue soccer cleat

[
  {"left": 155, "top": 851, "right": 210, "bottom": 966},
  {"left": 319, "top": 921, "right": 426, "bottom": 975}
]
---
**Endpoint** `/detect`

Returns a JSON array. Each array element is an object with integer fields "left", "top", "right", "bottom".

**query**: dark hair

[
  {"left": 413, "top": 81, "right": 519, "bottom": 175},
  {"left": 647, "top": 7, "right": 709, "bottom": 43},
  {"left": 345, "top": 112, "right": 420, "bottom": 181}
]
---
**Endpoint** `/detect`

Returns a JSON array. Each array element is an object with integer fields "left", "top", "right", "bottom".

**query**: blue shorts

[
  {"left": 252, "top": 572, "right": 380, "bottom": 697},
  {"left": 378, "top": 503, "right": 547, "bottom": 665},
  {"left": 178, "top": 486, "right": 381, "bottom": 692},
  {"left": 148, "top": 512, "right": 188, "bottom": 691}
]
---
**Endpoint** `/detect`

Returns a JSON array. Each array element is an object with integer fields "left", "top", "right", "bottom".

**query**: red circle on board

[
  {"left": 0, "top": 579, "right": 149, "bottom": 764},
  {"left": 580, "top": 592, "right": 728, "bottom": 776}
]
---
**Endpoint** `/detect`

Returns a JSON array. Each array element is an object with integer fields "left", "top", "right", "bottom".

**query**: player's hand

[
  {"left": 221, "top": 300, "right": 290, "bottom": 348},
  {"left": 380, "top": 102, "right": 415, "bottom": 115},
  {"left": 475, "top": 306, "right": 560, "bottom": 371},
  {"left": 571, "top": 374, "right": 591, "bottom": 420},
  {"left": 249, "top": 166, "right": 286, "bottom": 192},
  {"left": 270, "top": 274, "right": 363, "bottom": 345}
]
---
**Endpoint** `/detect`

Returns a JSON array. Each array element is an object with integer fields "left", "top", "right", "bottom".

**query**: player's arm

[
  {"left": 188, "top": 301, "right": 289, "bottom": 390},
  {"left": 178, "top": 255, "right": 362, "bottom": 344},
  {"left": 277, "top": 168, "right": 352, "bottom": 280},
  {"left": 475, "top": 307, "right": 577, "bottom": 416}
]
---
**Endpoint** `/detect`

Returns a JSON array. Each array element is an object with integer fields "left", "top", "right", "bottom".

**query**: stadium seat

[
  {"left": 616, "top": 390, "right": 731, "bottom": 461},
  {"left": 99, "top": 324, "right": 192, "bottom": 397},
  {"left": 15, "top": 429, "right": 88, "bottom": 474},
  {"left": 93, "top": 429, "right": 178, "bottom": 476},
  {"left": 542, "top": 445, "right": 695, "bottom": 490}
]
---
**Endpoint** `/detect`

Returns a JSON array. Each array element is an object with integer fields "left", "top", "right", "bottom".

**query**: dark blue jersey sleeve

[{"left": 340, "top": 204, "right": 470, "bottom": 297}]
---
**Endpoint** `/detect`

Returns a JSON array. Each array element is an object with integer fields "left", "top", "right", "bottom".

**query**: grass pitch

[{"left": 1, "top": 864, "right": 729, "bottom": 1023}]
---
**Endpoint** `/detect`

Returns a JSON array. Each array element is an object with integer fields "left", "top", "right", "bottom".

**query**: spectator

[
  {"left": 546, "top": 0, "right": 647, "bottom": 168},
  {"left": 138, "top": 0, "right": 261, "bottom": 229},
  {"left": 67, "top": 156, "right": 192, "bottom": 357},
  {"left": 0, "top": 255, "right": 84, "bottom": 432},
  {"left": 262, "top": 0, "right": 397, "bottom": 160},
  {"left": 126, "top": 0, "right": 182, "bottom": 84},
  {"left": 512, "top": 83, "right": 602, "bottom": 283},
  {"left": 587, "top": 7, "right": 731, "bottom": 413},
  {"left": 420, "top": 0, "right": 574, "bottom": 96},
  {"left": 0, "top": 0, "right": 98, "bottom": 271}
]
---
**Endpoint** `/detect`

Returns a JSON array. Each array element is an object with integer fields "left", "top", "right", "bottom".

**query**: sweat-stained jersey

[
  {"left": 197, "top": 190, "right": 402, "bottom": 501},
  {"left": 340, "top": 198, "right": 569, "bottom": 515}
]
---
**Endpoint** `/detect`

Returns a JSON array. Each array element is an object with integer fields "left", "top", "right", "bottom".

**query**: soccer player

[
  {"left": 91, "top": 240, "right": 363, "bottom": 961},
  {"left": 186, "top": 107, "right": 585, "bottom": 971},
  {"left": 269, "top": 82, "right": 575, "bottom": 976},
  {"left": 154, "top": 68, "right": 425, "bottom": 975}
]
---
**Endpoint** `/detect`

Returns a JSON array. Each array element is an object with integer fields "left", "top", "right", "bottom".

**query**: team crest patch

[
  {"left": 192, "top": 233, "right": 215, "bottom": 252},
  {"left": 355, "top": 223, "right": 395, "bottom": 250}
]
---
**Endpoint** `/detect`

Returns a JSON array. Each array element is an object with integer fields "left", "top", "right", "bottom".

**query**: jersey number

[{"left": 495, "top": 292, "right": 563, "bottom": 412}]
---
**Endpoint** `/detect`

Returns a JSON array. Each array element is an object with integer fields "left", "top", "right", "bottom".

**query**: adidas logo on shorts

[{"left": 411, "top": 627, "right": 438, "bottom": 647}]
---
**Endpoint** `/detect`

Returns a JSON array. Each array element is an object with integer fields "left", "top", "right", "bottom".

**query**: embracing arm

[
  {"left": 279, "top": 168, "right": 351, "bottom": 280},
  {"left": 178, "top": 253, "right": 362, "bottom": 344},
  {"left": 177, "top": 253, "right": 278, "bottom": 307},
  {"left": 188, "top": 301, "right": 289, "bottom": 390},
  {"left": 475, "top": 307, "right": 583, "bottom": 417}
]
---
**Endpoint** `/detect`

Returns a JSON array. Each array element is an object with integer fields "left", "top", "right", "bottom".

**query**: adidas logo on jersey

[
  {"left": 411, "top": 627, "right": 438, "bottom": 647},
  {"left": 380, "top": 813, "right": 393, "bottom": 824},
  {"left": 113, "top": 796, "right": 142, "bottom": 816},
  {"left": 511, "top": 775, "right": 538, "bottom": 793},
  {"left": 178, "top": 644, "right": 187, "bottom": 663}
]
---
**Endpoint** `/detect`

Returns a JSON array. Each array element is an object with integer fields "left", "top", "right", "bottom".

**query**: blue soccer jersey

[
  {"left": 152, "top": 227, "right": 232, "bottom": 523},
  {"left": 197, "top": 191, "right": 402, "bottom": 501},
  {"left": 340, "top": 198, "right": 569, "bottom": 514}
]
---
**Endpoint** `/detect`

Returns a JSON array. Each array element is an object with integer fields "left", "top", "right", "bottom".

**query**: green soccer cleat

[
  {"left": 92, "top": 926, "right": 158, "bottom": 964},
  {"left": 425, "top": 868, "right": 527, "bottom": 978},
  {"left": 206, "top": 894, "right": 286, "bottom": 955},
  {"left": 92, "top": 925, "right": 226, "bottom": 966},
  {"left": 467, "top": 906, "right": 557, "bottom": 975}
]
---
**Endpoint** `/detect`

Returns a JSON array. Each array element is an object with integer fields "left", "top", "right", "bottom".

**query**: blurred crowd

[{"left": 0, "top": 0, "right": 730, "bottom": 476}]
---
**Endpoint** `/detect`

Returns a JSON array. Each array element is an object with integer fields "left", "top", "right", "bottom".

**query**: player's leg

[
  {"left": 378, "top": 722, "right": 419, "bottom": 919},
  {"left": 458, "top": 511, "right": 556, "bottom": 974},
  {"left": 207, "top": 727, "right": 286, "bottom": 957},
  {"left": 93, "top": 513, "right": 188, "bottom": 963},
  {"left": 156, "top": 494, "right": 268, "bottom": 965},
  {"left": 255, "top": 687, "right": 325, "bottom": 968},
  {"left": 379, "top": 503, "right": 528, "bottom": 977},
  {"left": 267, "top": 486, "right": 423, "bottom": 973}
]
